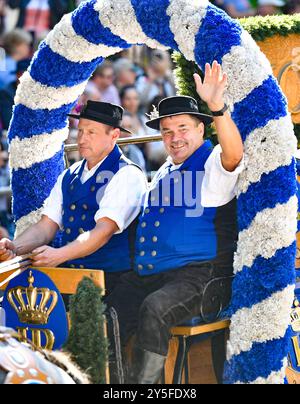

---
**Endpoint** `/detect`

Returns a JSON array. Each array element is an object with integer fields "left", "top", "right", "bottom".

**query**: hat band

[
  {"left": 81, "top": 110, "right": 121, "bottom": 127},
  {"left": 159, "top": 106, "right": 199, "bottom": 117}
]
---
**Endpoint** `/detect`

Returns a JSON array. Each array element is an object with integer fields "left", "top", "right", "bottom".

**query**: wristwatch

[{"left": 210, "top": 104, "right": 228, "bottom": 117}]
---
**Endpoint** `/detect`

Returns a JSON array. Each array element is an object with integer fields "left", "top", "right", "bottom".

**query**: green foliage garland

[
  {"left": 239, "top": 14, "right": 300, "bottom": 42},
  {"left": 64, "top": 277, "right": 108, "bottom": 384}
]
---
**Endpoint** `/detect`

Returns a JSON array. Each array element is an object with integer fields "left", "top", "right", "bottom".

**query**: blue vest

[
  {"left": 60, "top": 145, "right": 133, "bottom": 272},
  {"left": 135, "top": 140, "right": 237, "bottom": 276}
]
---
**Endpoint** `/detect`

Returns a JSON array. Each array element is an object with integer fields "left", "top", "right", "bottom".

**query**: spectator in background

[
  {"left": 0, "top": 0, "right": 5, "bottom": 35},
  {"left": 91, "top": 61, "right": 121, "bottom": 105},
  {"left": 143, "top": 95, "right": 167, "bottom": 171},
  {"left": 223, "top": 0, "right": 255, "bottom": 17},
  {"left": 7, "top": 0, "right": 68, "bottom": 39},
  {"left": 0, "top": 28, "right": 31, "bottom": 90},
  {"left": 284, "top": 0, "right": 300, "bottom": 13},
  {"left": 120, "top": 85, "right": 147, "bottom": 137},
  {"left": 0, "top": 59, "right": 30, "bottom": 130},
  {"left": 0, "top": 79, "right": 15, "bottom": 130},
  {"left": 0, "top": 140, "right": 14, "bottom": 239},
  {"left": 136, "top": 50, "right": 176, "bottom": 113},
  {"left": 70, "top": 81, "right": 102, "bottom": 124},
  {"left": 257, "top": 0, "right": 285, "bottom": 15},
  {"left": 120, "top": 113, "right": 146, "bottom": 172},
  {"left": 114, "top": 58, "right": 137, "bottom": 90},
  {"left": 210, "top": 0, "right": 227, "bottom": 11}
]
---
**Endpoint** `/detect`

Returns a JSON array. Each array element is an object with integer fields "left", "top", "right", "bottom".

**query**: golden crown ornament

[{"left": 7, "top": 271, "right": 58, "bottom": 325}]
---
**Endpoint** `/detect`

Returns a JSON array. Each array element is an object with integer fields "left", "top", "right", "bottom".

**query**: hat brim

[
  {"left": 68, "top": 113, "right": 132, "bottom": 135},
  {"left": 145, "top": 112, "right": 213, "bottom": 131}
]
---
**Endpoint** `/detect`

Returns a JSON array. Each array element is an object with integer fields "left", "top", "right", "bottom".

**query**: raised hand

[
  {"left": 0, "top": 238, "right": 16, "bottom": 262},
  {"left": 193, "top": 61, "right": 228, "bottom": 112}
]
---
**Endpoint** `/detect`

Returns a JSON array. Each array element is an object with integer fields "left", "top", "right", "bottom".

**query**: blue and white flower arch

[{"left": 8, "top": 0, "right": 297, "bottom": 384}]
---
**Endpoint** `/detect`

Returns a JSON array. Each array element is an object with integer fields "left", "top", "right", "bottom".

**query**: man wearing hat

[
  {"left": 106, "top": 61, "right": 244, "bottom": 383},
  {"left": 0, "top": 101, "right": 147, "bottom": 294}
]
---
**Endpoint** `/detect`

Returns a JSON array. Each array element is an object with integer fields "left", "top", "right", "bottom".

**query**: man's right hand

[{"left": 0, "top": 239, "right": 16, "bottom": 262}]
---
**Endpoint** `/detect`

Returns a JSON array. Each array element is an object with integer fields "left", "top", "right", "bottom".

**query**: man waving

[{"left": 107, "top": 61, "right": 244, "bottom": 383}]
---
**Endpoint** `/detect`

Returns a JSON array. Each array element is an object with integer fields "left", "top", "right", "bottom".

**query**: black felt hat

[
  {"left": 68, "top": 101, "right": 132, "bottom": 134},
  {"left": 145, "top": 96, "right": 213, "bottom": 130}
]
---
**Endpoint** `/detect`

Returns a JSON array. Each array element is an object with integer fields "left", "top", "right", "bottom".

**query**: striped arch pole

[{"left": 8, "top": 0, "right": 297, "bottom": 383}]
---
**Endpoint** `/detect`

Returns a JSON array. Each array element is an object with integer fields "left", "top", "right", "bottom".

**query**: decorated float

[{"left": 0, "top": 0, "right": 299, "bottom": 384}]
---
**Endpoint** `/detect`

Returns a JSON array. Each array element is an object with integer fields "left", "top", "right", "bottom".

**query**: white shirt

[
  {"left": 43, "top": 158, "right": 148, "bottom": 234},
  {"left": 166, "top": 144, "right": 244, "bottom": 207}
]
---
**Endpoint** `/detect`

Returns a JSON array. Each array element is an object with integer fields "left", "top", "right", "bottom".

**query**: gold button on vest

[{"left": 70, "top": 204, "right": 76, "bottom": 211}]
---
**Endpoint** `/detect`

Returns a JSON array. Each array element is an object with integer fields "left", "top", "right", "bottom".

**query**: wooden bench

[
  {"left": 0, "top": 266, "right": 105, "bottom": 294},
  {"left": 169, "top": 319, "right": 230, "bottom": 384}
]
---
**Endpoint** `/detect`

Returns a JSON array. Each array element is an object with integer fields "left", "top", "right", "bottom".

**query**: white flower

[
  {"left": 167, "top": 0, "right": 209, "bottom": 61},
  {"left": 95, "top": 0, "right": 168, "bottom": 50},
  {"left": 227, "top": 285, "right": 295, "bottom": 360},
  {"left": 234, "top": 196, "right": 298, "bottom": 272},
  {"left": 15, "top": 72, "right": 88, "bottom": 110},
  {"left": 46, "top": 14, "right": 122, "bottom": 63},
  {"left": 10, "top": 128, "right": 69, "bottom": 170},
  {"left": 237, "top": 115, "right": 297, "bottom": 196}
]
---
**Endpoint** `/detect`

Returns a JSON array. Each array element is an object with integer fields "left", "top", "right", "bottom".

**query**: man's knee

[{"left": 139, "top": 291, "right": 170, "bottom": 326}]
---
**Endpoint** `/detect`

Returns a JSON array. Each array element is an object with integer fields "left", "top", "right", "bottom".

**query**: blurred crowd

[{"left": 0, "top": 0, "right": 298, "bottom": 238}]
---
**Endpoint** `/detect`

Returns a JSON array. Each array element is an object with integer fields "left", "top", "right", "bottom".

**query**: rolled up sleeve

[
  {"left": 95, "top": 165, "right": 148, "bottom": 233},
  {"left": 201, "top": 144, "right": 244, "bottom": 207}
]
